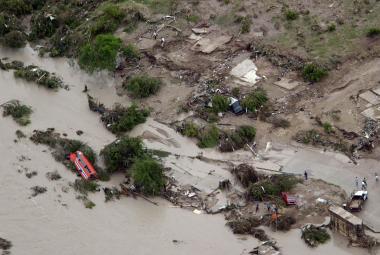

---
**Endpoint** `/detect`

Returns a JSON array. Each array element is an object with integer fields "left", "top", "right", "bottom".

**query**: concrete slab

[
  {"left": 274, "top": 78, "right": 301, "bottom": 90},
  {"left": 192, "top": 27, "right": 209, "bottom": 34},
  {"left": 359, "top": 91, "right": 380, "bottom": 105},
  {"left": 371, "top": 87, "right": 380, "bottom": 96},
  {"left": 189, "top": 33, "right": 202, "bottom": 41},
  {"left": 361, "top": 106, "right": 380, "bottom": 120},
  {"left": 230, "top": 59, "right": 261, "bottom": 86},
  {"left": 191, "top": 35, "right": 232, "bottom": 54}
]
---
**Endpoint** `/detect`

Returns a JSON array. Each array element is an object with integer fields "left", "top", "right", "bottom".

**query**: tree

[
  {"left": 79, "top": 34, "right": 122, "bottom": 72},
  {"left": 132, "top": 158, "right": 165, "bottom": 195},
  {"left": 101, "top": 136, "right": 145, "bottom": 173}
]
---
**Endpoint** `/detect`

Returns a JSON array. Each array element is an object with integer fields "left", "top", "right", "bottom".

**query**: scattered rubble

[
  {"left": 0, "top": 238, "right": 12, "bottom": 252},
  {"left": 46, "top": 171, "right": 61, "bottom": 181}
]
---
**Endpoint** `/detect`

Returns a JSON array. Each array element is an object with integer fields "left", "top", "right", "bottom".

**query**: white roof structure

[{"left": 329, "top": 205, "right": 363, "bottom": 226}]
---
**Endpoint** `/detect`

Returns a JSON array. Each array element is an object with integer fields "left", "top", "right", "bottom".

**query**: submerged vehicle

[{"left": 69, "top": 151, "right": 97, "bottom": 180}]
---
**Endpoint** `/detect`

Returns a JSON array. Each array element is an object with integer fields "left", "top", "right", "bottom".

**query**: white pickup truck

[{"left": 344, "top": 190, "right": 368, "bottom": 212}]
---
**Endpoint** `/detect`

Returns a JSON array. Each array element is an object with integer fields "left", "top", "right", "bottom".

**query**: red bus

[{"left": 69, "top": 151, "right": 97, "bottom": 180}]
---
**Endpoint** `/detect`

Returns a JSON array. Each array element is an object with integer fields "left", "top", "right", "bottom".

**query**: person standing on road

[
  {"left": 255, "top": 203, "right": 259, "bottom": 214},
  {"left": 304, "top": 170, "right": 308, "bottom": 180},
  {"left": 355, "top": 176, "right": 359, "bottom": 189}
]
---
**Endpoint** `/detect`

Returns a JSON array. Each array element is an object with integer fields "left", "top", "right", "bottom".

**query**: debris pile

[
  {"left": 163, "top": 182, "right": 204, "bottom": 210},
  {"left": 226, "top": 217, "right": 269, "bottom": 241},
  {"left": 232, "top": 164, "right": 259, "bottom": 188},
  {"left": 13, "top": 65, "right": 64, "bottom": 89},
  {"left": 250, "top": 241, "right": 281, "bottom": 255},
  {"left": 46, "top": 171, "right": 61, "bottom": 181},
  {"left": 2, "top": 100, "right": 33, "bottom": 126}
]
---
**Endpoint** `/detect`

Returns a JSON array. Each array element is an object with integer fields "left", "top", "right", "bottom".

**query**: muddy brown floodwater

[
  {"left": 0, "top": 45, "right": 258, "bottom": 255},
  {"left": 0, "top": 45, "right": 375, "bottom": 255}
]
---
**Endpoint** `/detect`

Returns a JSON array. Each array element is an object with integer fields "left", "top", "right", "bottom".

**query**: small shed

[{"left": 329, "top": 205, "right": 364, "bottom": 241}]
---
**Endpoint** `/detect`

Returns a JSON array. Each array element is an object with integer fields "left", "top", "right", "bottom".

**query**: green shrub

[
  {"left": 285, "top": 10, "right": 299, "bottom": 21},
  {"left": 132, "top": 158, "right": 165, "bottom": 195},
  {"left": 101, "top": 136, "right": 146, "bottom": 173},
  {"left": 211, "top": 95, "right": 229, "bottom": 113},
  {"left": 14, "top": 65, "right": 63, "bottom": 89},
  {"left": 90, "top": 4, "right": 125, "bottom": 36},
  {"left": 2, "top": 30, "right": 26, "bottom": 48},
  {"left": 72, "top": 179, "right": 99, "bottom": 195},
  {"left": 125, "top": 75, "right": 161, "bottom": 98},
  {"left": 222, "top": 126, "right": 256, "bottom": 152},
  {"left": 236, "top": 125, "right": 256, "bottom": 142},
  {"left": 242, "top": 89, "right": 268, "bottom": 112},
  {"left": 2, "top": 100, "right": 32, "bottom": 125},
  {"left": 367, "top": 27, "right": 380, "bottom": 38},
  {"left": 107, "top": 104, "right": 149, "bottom": 134},
  {"left": 248, "top": 175, "right": 299, "bottom": 201},
  {"left": 79, "top": 34, "right": 123, "bottom": 72},
  {"left": 0, "top": 0, "right": 31, "bottom": 16},
  {"left": 302, "top": 225, "right": 330, "bottom": 246},
  {"left": 123, "top": 43, "right": 140, "bottom": 60},
  {"left": 240, "top": 16, "right": 251, "bottom": 34},
  {"left": 198, "top": 125, "right": 220, "bottom": 148},
  {"left": 30, "top": 13, "right": 59, "bottom": 40},
  {"left": 0, "top": 13, "right": 21, "bottom": 36},
  {"left": 323, "top": 122, "right": 333, "bottom": 134},
  {"left": 182, "top": 121, "right": 199, "bottom": 137},
  {"left": 302, "top": 63, "right": 328, "bottom": 82},
  {"left": 327, "top": 24, "right": 336, "bottom": 32}
]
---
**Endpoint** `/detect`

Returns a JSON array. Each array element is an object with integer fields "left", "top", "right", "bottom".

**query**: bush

[
  {"left": 14, "top": 65, "right": 63, "bottom": 89},
  {"left": 182, "top": 121, "right": 199, "bottom": 137},
  {"left": 30, "top": 12, "right": 59, "bottom": 39},
  {"left": 302, "top": 63, "right": 328, "bottom": 82},
  {"left": 248, "top": 175, "right": 299, "bottom": 201},
  {"left": 90, "top": 4, "right": 125, "bottom": 36},
  {"left": 367, "top": 27, "right": 380, "bottom": 38},
  {"left": 0, "top": 0, "right": 31, "bottom": 16},
  {"left": 240, "top": 16, "right": 251, "bottom": 34},
  {"left": 242, "top": 89, "right": 268, "bottom": 112},
  {"left": 132, "top": 158, "right": 165, "bottom": 195},
  {"left": 101, "top": 136, "right": 146, "bottom": 173},
  {"left": 79, "top": 34, "right": 123, "bottom": 72},
  {"left": 2, "top": 100, "right": 32, "bottom": 125},
  {"left": 0, "top": 13, "right": 22, "bottom": 36},
  {"left": 125, "top": 75, "right": 161, "bottom": 98},
  {"left": 212, "top": 95, "right": 229, "bottom": 113},
  {"left": 285, "top": 10, "right": 299, "bottom": 20},
  {"left": 323, "top": 122, "right": 333, "bottom": 134},
  {"left": 106, "top": 104, "right": 149, "bottom": 134},
  {"left": 302, "top": 225, "right": 330, "bottom": 247},
  {"left": 72, "top": 179, "right": 99, "bottom": 195},
  {"left": 123, "top": 43, "right": 140, "bottom": 60},
  {"left": 327, "top": 24, "right": 336, "bottom": 32},
  {"left": 198, "top": 125, "right": 220, "bottom": 148},
  {"left": 2, "top": 30, "right": 26, "bottom": 48}
]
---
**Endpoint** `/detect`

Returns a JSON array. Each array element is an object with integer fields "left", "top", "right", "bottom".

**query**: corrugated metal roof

[{"left": 329, "top": 205, "right": 363, "bottom": 226}]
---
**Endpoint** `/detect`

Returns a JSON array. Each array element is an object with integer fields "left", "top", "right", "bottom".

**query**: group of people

[
  {"left": 152, "top": 31, "right": 165, "bottom": 47},
  {"left": 355, "top": 173, "right": 378, "bottom": 190}
]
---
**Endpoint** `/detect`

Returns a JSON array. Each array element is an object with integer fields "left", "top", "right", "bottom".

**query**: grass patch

[
  {"left": 79, "top": 34, "right": 123, "bottom": 72},
  {"left": 0, "top": 0, "right": 31, "bottom": 16},
  {"left": 285, "top": 10, "right": 299, "bottom": 21},
  {"left": 2, "top": 100, "right": 32, "bottom": 126},
  {"left": 101, "top": 136, "right": 146, "bottom": 173},
  {"left": 323, "top": 122, "right": 333, "bottom": 134},
  {"left": 198, "top": 125, "right": 220, "bottom": 148},
  {"left": 90, "top": 3, "right": 125, "bottom": 36},
  {"left": 124, "top": 75, "right": 161, "bottom": 98},
  {"left": 151, "top": 149, "right": 170, "bottom": 158},
  {"left": 132, "top": 157, "right": 165, "bottom": 195}
]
